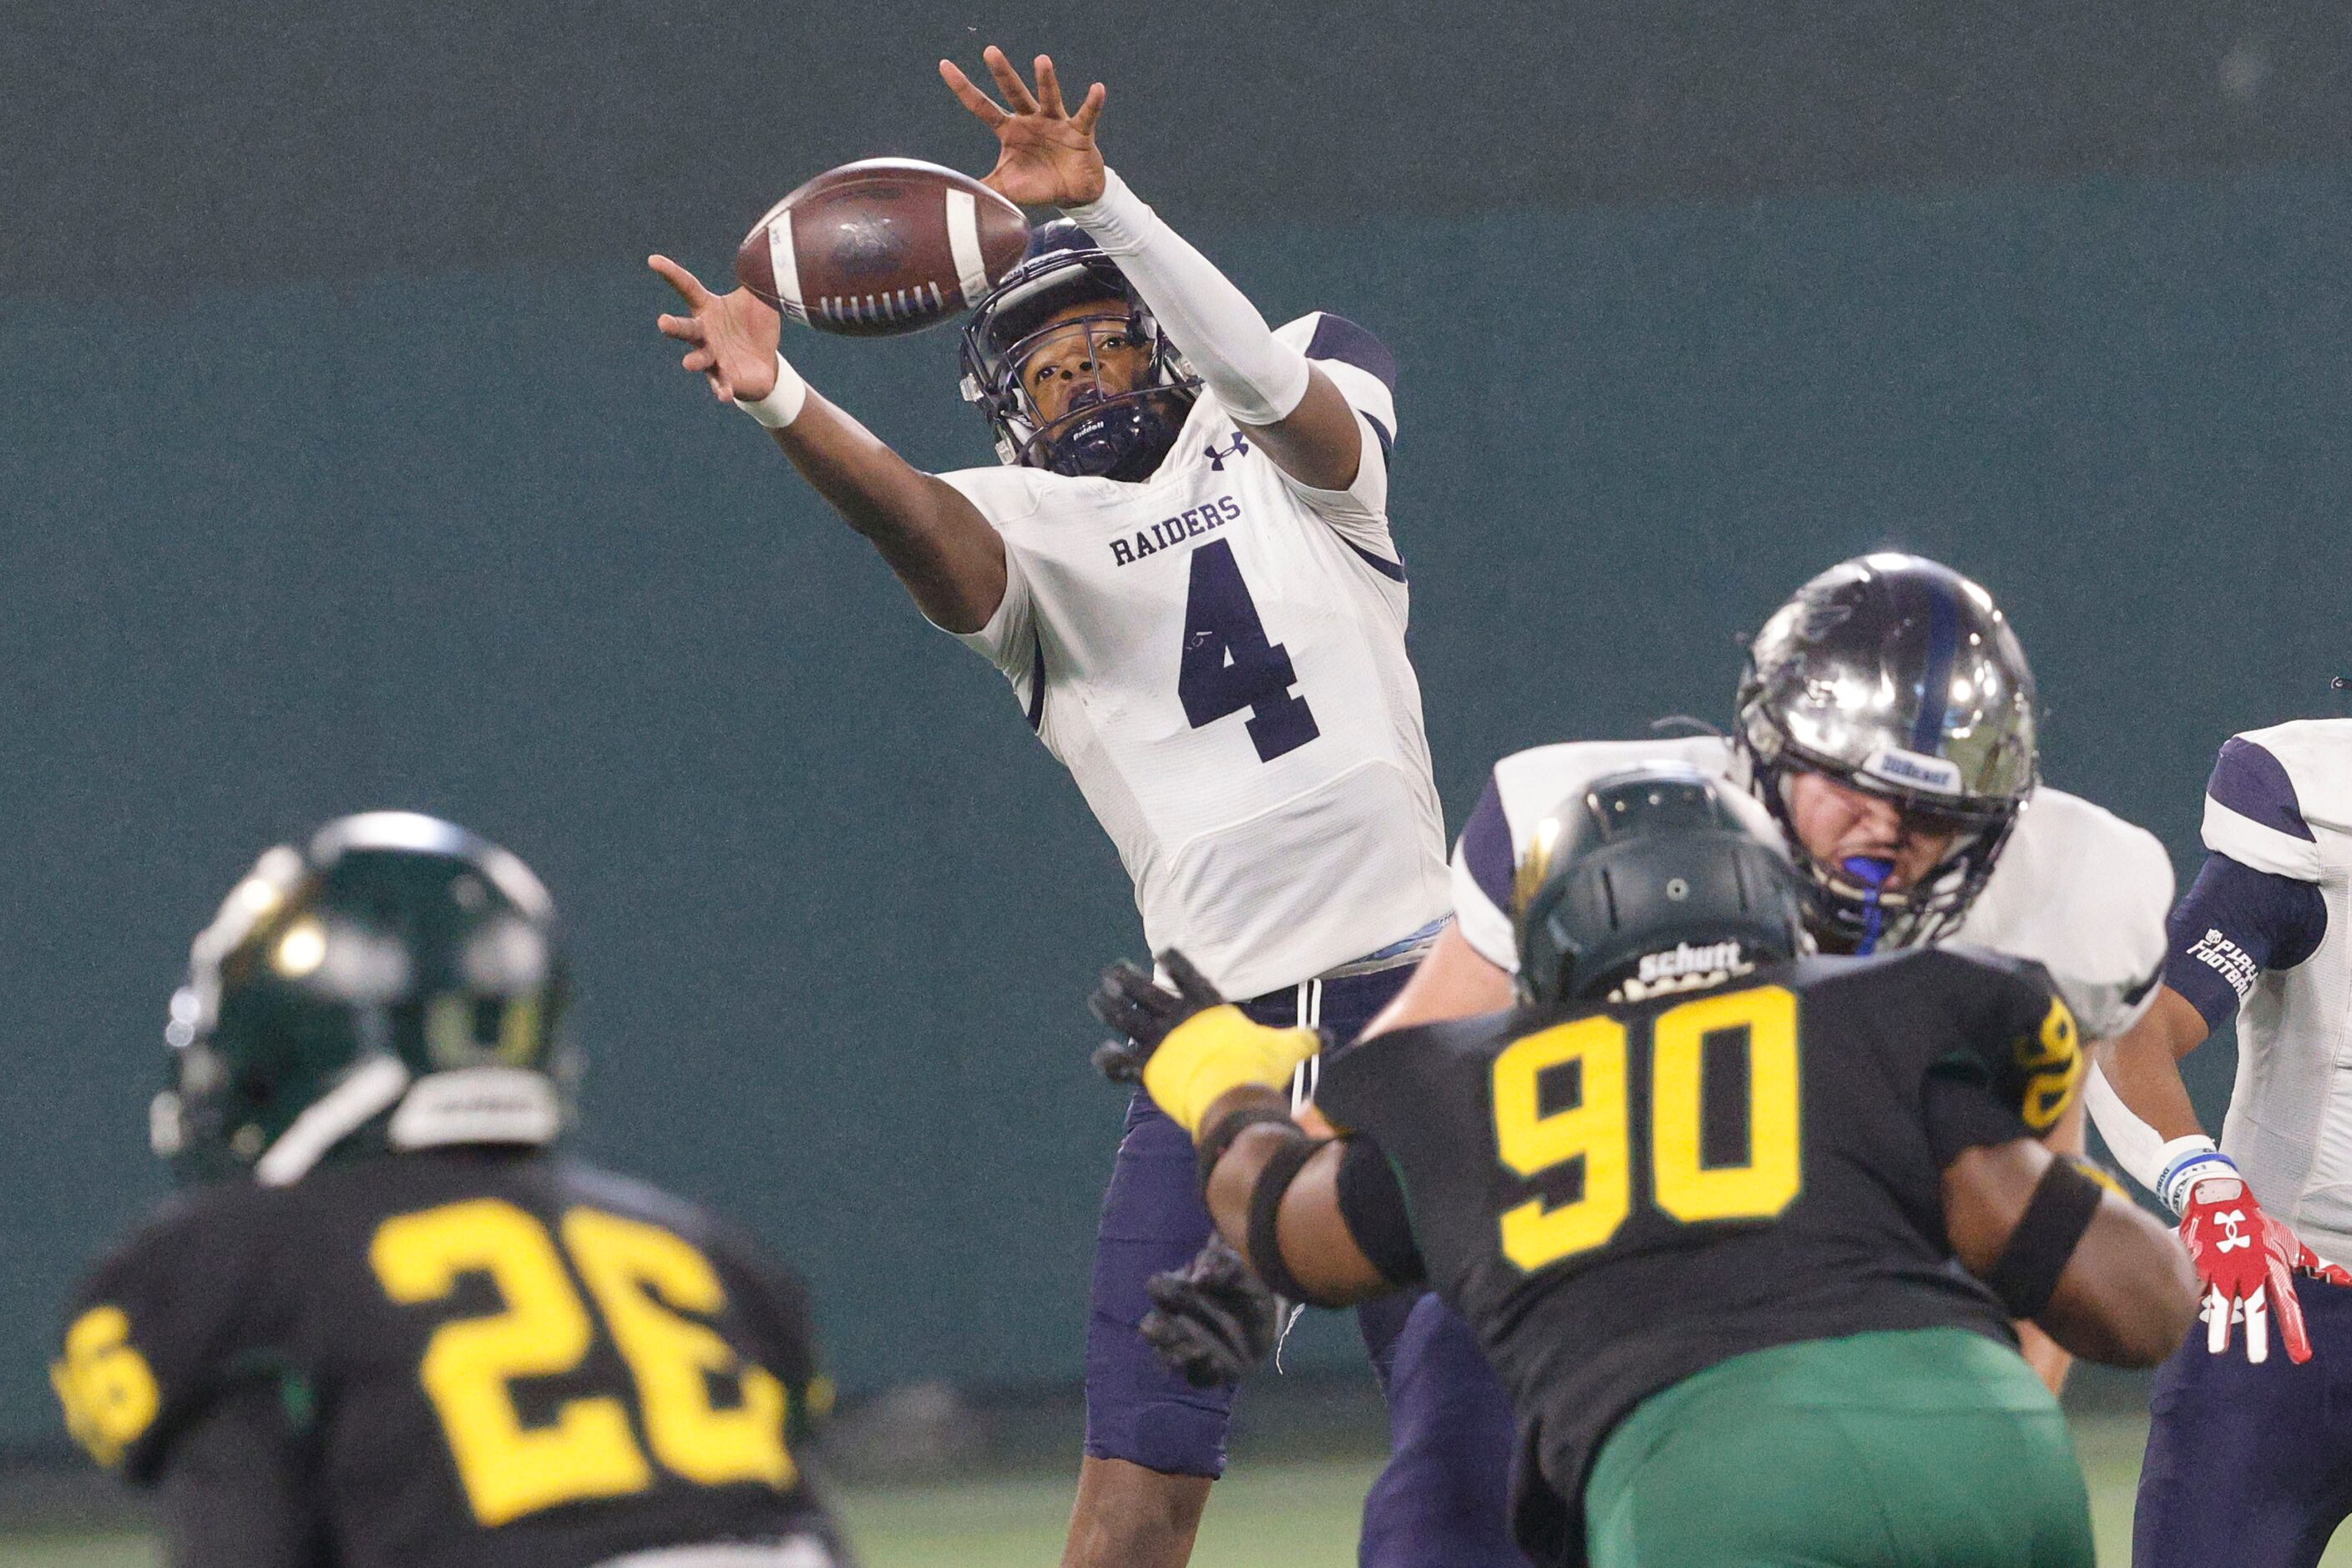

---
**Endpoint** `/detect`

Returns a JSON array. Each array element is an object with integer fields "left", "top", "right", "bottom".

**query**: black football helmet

[
  {"left": 154, "top": 812, "right": 574, "bottom": 1186},
  {"left": 1733, "top": 554, "right": 2039, "bottom": 953},
  {"left": 958, "top": 220, "right": 1199, "bottom": 480},
  {"left": 1515, "top": 764, "right": 1810, "bottom": 1011}
]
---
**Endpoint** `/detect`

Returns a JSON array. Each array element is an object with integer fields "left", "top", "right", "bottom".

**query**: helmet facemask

[
  {"left": 1731, "top": 554, "right": 2040, "bottom": 955},
  {"left": 959, "top": 249, "right": 1199, "bottom": 481},
  {"left": 1739, "top": 731, "right": 2021, "bottom": 953}
]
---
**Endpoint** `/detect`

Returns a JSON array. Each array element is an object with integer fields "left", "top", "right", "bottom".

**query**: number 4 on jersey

[{"left": 1178, "top": 540, "right": 1320, "bottom": 762}]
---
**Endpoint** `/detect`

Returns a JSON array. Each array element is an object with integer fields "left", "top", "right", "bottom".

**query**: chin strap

[{"left": 1840, "top": 856, "right": 1895, "bottom": 955}]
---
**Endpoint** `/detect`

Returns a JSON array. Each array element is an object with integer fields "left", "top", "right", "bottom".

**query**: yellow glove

[{"left": 1142, "top": 1005, "right": 1321, "bottom": 1139}]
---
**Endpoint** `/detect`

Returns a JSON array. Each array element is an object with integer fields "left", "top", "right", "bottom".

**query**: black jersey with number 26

[
  {"left": 52, "top": 1147, "right": 837, "bottom": 1568},
  {"left": 1314, "top": 945, "right": 2083, "bottom": 1563}
]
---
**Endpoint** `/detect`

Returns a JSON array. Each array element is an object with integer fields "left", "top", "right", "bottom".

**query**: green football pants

[{"left": 1584, "top": 1327, "right": 2095, "bottom": 1568}]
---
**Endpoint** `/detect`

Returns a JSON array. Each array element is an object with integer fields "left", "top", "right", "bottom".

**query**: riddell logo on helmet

[{"left": 1862, "top": 749, "right": 1964, "bottom": 795}]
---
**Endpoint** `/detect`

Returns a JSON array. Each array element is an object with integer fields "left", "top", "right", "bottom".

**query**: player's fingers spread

[
  {"left": 1109, "top": 963, "right": 1181, "bottom": 1019},
  {"left": 1088, "top": 991, "right": 1148, "bottom": 1041},
  {"left": 2205, "top": 1286, "right": 2230, "bottom": 1354},
  {"left": 656, "top": 313, "right": 706, "bottom": 343},
  {"left": 982, "top": 44, "right": 1039, "bottom": 114},
  {"left": 1074, "top": 82, "right": 1108, "bottom": 136},
  {"left": 1089, "top": 964, "right": 1154, "bottom": 1026},
  {"left": 1034, "top": 53, "right": 1066, "bottom": 117},
  {"left": 647, "top": 255, "right": 709, "bottom": 306},
  {"left": 2247, "top": 1286, "right": 2272, "bottom": 1364},
  {"left": 938, "top": 59, "right": 1007, "bottom": 125},
  {"left": 1157, "top": 948, "right": 1224, "bottom": 1008}
]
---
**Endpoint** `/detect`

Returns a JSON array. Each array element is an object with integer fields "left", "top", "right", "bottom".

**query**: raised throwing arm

[
  {"left": 941, "top": 47, "right": 1368, "bottom": 492},
  {"left": 650, "top": 257, "right": 1008, "bottom": 633}
]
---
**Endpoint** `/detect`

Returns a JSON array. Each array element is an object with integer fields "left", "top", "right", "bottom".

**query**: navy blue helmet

[{"left": 958, "top": 220, "right": 1199, "bottom": 481}]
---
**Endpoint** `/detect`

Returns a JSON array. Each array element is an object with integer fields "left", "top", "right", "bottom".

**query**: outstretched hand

[
  {"left": 1090, "top": 949, "right": 1225, "bottom": 1085},
  {"left": 939, "top": 45, "right": 1108, "bottom": 209},
  {"left": 649, "top": 254, "right": 781, "bottom": 405}
]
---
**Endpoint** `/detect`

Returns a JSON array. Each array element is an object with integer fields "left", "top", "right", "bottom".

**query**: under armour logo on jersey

[
  {"left": 2217, "top": 1211, "right": 2252, "bottom": 1252},
  {"left": 1205, "top": 433, "right": 1251, "bottom": 471}
]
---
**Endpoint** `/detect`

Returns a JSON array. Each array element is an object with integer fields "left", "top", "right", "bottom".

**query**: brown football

[{"left": 736, "top": 159, "right": 1030, "bottom": 338}]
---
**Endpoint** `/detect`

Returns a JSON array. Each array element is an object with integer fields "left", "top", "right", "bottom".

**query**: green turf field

[{"left": 6, "top": 1418, "right": 2346, "bottom": 1565}]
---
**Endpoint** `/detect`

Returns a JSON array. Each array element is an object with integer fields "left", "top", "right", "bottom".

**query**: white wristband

[
  {"left": 735, "top": 352, "right": 808, "bottom": 430},
  {"left": 2157, "top": 1135, "right": 2233, "bottom": 1216}
]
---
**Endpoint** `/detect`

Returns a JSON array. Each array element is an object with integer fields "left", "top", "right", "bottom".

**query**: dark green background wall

[{"left": 4, "top": 1, "right": 2349, "bottom": 1448}]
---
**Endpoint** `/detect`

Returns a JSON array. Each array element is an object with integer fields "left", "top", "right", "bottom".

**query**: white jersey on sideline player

[
  {"left": 1450, "top": 733, "right": 2175, "bottom": 1044},
  {"left": 941, "top": 312, "right": 1449, "bottom": 999},
  {"left": 2089, "top": 720, "right": 2352, "bottom": 1254}
]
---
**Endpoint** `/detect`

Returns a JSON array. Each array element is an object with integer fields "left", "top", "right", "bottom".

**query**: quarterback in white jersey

[
  {"left": 940, "top": 306, "right": 1445, "bottom": 997},
  {"left": 2087, "top": 720, "right": 2352, "bottom": 1568},
  {"left": 652, "top": 46, "right": 1510, "bottom": 1568},
  {"left": 1360, "top": 554, "right": 2175, "bottom": 1392}
]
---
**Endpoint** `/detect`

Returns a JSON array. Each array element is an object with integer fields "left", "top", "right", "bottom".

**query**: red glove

[{"left": 2177, "top": 1172, "right": 2350, "bottom": 1364}]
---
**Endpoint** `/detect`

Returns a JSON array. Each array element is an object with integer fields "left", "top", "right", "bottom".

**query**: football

[{"left": 736, "top": 158, "right": 1031, "bottom": 337}]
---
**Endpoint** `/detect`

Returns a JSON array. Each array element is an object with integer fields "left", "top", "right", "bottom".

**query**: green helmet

[
  {"left": 1514, "top": 764, "right": 1811, "bottom": 1011},
  {"left": 154, "top": 812, "right": 574, "bottom": 1186}
]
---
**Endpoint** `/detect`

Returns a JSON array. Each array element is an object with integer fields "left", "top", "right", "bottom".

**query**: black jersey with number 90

[{"left": 1313, "top": 945, "right": 2082, "bottom": 1560}]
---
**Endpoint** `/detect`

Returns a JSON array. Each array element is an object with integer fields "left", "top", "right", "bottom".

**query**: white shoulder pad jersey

[
  {"left": 2092, "top": 721, "right": 2352, "bottom": 1245},
  {"left": 1452, "top": 735, "right": 2172, "bottom": 1041},
  {"left": 938, "top": 314, "right": 1449, "bottom": 999}
]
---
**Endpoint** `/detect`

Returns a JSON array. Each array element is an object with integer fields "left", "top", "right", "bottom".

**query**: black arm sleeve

[
  {"left": 156, "top": 1380, "right": 321, "bottom": 1568},
  {"left": 1922, "top": 1072, "right": 2036, "bottom": 1169},
  {"left": 1335, "top": 1135, "right": 1427, "bottom": 1288}
]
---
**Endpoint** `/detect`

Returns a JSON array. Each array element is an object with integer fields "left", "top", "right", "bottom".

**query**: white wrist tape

[
  {"left": 1063, "top": 168, "right": 1311, "bottom": 427},
  {"left": 735, "top": 352, "right": 808, "bottom": 430},
  {"left": 2157, "top": 1135, "right": 2233, "bottom": 1216}
]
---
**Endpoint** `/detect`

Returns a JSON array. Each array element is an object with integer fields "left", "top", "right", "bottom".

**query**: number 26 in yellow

[
  {"left": 370, "top": 1199, "right": 792, "bottom": 1529},
  {"left": 1495, "top": 984, "right": 1802, "bottom": 1272}
]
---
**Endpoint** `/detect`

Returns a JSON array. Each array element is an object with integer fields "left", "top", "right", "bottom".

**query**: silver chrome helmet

[{"left": 1733, "top": 554, "right": 2038, "bottom": 953}]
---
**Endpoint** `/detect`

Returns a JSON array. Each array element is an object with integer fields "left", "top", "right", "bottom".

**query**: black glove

[
  {"left": 1090, "top": 948, "right": 1227, "bottom": 1086},
  {"left": 1138, "top": 1237, "right": 1278, "bottom": 1388}
]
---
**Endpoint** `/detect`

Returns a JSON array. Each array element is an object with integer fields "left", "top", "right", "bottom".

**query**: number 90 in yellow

[{"left": 1493, "top": 984, "right": 1803, "bottom": 1272}]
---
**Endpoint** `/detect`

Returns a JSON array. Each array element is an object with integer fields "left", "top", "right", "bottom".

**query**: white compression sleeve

[
  {"left": 1063, "top": 169, "right": 1313, "bottom": 427},
  {"left": 2083, "top": 1063, "right": 2172, "bottom": 1200}
]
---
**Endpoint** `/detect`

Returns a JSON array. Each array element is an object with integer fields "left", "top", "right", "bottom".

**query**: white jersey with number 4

[
  {"left": 1450, "top": 735, "right": 2174, "bottom": 1042},
  {"left": 938, "top": 314, "right": 1449, "bottom": 1000}
]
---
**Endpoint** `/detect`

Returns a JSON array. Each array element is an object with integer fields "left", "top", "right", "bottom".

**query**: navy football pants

[
  {"left": 2136, "top": 1275, "right": 2352, "bottom": 1566},
  {"left": 1084, "top": 964, "right": 1530, "bottom": 1567}
]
